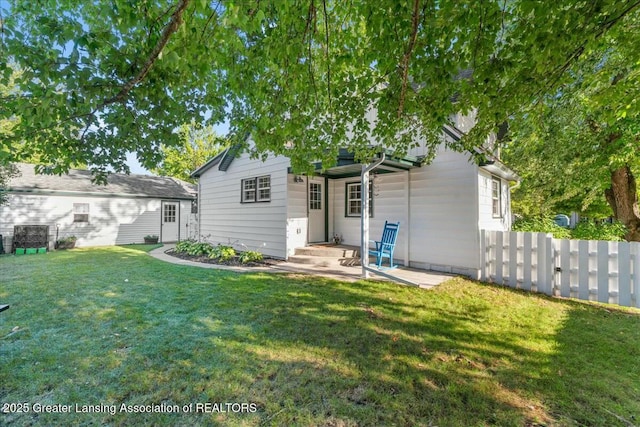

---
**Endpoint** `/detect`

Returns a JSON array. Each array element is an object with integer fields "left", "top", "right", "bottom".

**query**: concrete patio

[{"left": 150, "top": 244, "right": 455, "bottom": 289}]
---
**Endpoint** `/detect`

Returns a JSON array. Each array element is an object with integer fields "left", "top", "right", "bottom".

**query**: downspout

[{"left": 361, "top": 153, "right": 386, "bottom": 278}]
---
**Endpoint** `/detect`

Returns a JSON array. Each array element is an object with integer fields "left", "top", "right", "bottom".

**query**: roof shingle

[{"left": 7, "top": 163, "right": 196, "bottom": 200}]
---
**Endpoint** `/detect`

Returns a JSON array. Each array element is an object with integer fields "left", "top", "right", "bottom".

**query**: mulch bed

[{"left": 165, "top": 249, "right": 283, "bottom": 267}]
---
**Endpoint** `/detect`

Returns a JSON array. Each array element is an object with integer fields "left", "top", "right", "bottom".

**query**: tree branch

[
  {"left": 104, "top": 0, "right": 191, "bottom": 106},
  {"left": 538, "top": 0, "right": 640, "bottom": 99},
  {"left": 398, "top": 0, "right": 420, "bottom": 117},
  {"left": 322, "top": 0, "right": 331, "bottom": 108},
  {"left": 305, "top": 1, "right": 319, "bottom": 106}
]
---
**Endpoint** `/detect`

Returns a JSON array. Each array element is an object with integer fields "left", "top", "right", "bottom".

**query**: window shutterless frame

[
  {"left": 73, "top": 202, "right": 90, "bottom": 223},
  {"left": 345, "top": 181, "right": 373, "bottom": 217},
  {"left": 492, "top": 176, "right": 502, "bottom": 218},
  {"left": 241, "top": 175, "right": 271, "bottom": 203}
]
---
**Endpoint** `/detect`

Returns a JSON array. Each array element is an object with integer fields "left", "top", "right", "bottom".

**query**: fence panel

[{"left": 481, "top": 230, "right": 638, "bottom": 309}]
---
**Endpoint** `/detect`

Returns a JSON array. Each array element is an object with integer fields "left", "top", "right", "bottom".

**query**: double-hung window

[
  {"left": 492, "top": 177, "right": 502, "bottom": 218},
  {"left": 241, "top": 175, "right": 271, "bottom": 203},
  {"left": 345, "top": 182, "right": 373, "bottom": 217},
  {"left": 73, "top": 203, "right": 90, "bottom": 223}
]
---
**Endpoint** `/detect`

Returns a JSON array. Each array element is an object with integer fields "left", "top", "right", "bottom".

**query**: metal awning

[{"left": 312, "top": 149, "right": 424, "bottom": 178}]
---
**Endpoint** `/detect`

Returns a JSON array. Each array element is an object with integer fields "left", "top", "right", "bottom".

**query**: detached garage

[{"left": 0, "top": 163, "right": 197, "bottom": 252}]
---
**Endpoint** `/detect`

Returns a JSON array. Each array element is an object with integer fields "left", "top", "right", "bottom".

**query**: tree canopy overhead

[
  {"left": 501, "top": 6, "right": 640, "bottom": 240},
  {"left": 2, "top": 1, "right": 640, "bottom": 178}
]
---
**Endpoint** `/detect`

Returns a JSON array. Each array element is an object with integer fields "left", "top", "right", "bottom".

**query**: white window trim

[
  {"left": 492, "top": 176, "right": 502, "bottom": 218},
  {"left": 345, "top": 182, "right": 373, "bottom": 217},
  {"left": 73, "top": 202, "right": 90, "bottom": 223},
  {"left": 257, "top": 175, "right": 271, "bottom": 202}
]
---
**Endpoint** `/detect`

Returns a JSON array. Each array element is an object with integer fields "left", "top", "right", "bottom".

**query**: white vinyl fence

[{"left": 480, "top": 230, "right": 640, "bottom": 308}]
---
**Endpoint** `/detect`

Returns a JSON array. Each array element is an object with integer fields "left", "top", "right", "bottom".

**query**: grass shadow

[{"left": 1, "top": 246, "right": 639, "bottom": 426}]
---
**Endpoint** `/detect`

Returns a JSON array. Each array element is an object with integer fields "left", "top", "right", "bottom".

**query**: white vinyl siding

[
  {"left": 478, "top": 170, "right": 511, "bottom": 232},
  {"left": 198, "top": 148, "right": 289, "bottom": 259},
  {"left": 0, "top": 194, "right": 195, "bottom": 249},
  {"left": 332, "top": 144, "right": 484, "bottom": 276},
  {"left": 407, "top": 146, "right": 480, "bottom": 275},
  {"left": 286, "top": 174, "right": 308, "bottom": 257},
  {"left": 332, "top": 173, "right": 407, "bottom": 264}
]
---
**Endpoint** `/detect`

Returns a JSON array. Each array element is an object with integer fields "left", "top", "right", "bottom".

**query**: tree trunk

[{"left": 604, "top": 165, "right": 640, "bottom": 241}]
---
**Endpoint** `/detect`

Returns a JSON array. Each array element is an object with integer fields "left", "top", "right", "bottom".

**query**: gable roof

[
  {"left": 191, "top": 138, "right": 245, "bottom": 178},
  {"left": 7, "top": 163, "right": 196, "bottom": 200}
]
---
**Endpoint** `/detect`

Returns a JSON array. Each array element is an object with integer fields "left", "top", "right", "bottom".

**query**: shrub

[
  {"left": 175, "top": 239, "right": 195, "bottom": 253},
  {"left": 570, "top": 221, "right": 627, "bottom": 241},
  {"left": 210, "top": 244, "right": 236, "bottom": 261},
  {"left": 175, "top": 240, "right": 214, "bottom": 256},
  {"left": 239, "top": 250, "right": 263, "bottom": 264},
  {"left": 57, "top": 236, "right": 77, "bottom": 244},
  {"left": 512, "top": 217, "right": 571, "bottom": 239}
]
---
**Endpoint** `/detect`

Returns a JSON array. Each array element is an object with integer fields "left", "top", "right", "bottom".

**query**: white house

[
  {"left": 0, "top": 163, "right": 197, "bottom": 252},
  {"left": 191, "top": 118, "right": 518, "bottom": 279}
]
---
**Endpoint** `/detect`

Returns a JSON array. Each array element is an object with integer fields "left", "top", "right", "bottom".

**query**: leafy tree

[
  {"left": 504, "top": 10, "right": 640, "bottom": 240},
  {"left": 0, "top": 163, "right": 19, "bottom": 206},
  {"left": 151, "top": 120, "right": 227, "bottom": 183},
  {"left": 2, "top": 1, "right": 639, "bottom": 180}
]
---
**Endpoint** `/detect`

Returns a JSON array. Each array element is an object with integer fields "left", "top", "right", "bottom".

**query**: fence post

[
  {"left": 522, "top": 233, "right": 532, "bottom": 291},
  {"left": 508, "top": 232, "right": 518, "bottom": 288},
  {"left": 559, "top": 239, "right": 571, "bottom": 297},
  {"left": 535, "top": 233, "right": 553, "bottom": 295}
]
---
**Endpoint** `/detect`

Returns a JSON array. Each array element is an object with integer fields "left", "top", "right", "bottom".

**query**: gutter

[{"left": 7, "top": 188, "right": 194, "bottom": 200}]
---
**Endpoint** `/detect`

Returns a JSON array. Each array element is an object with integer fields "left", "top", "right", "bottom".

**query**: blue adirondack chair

[{"left": 369, "top": 221, "right": 400, "bottom": 269}]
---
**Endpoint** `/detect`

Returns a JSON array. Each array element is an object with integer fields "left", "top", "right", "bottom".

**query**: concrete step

[
  {"left": 287, "top": 255, "right": 362, "bottom": 267},
  {"left": 294, "top": 245, "right": 360, "bottom": 258}
]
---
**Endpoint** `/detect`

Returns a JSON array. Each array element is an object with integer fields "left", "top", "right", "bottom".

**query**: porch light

[{"left": 294, "top": 175, "right": 304, "bottom": 183}]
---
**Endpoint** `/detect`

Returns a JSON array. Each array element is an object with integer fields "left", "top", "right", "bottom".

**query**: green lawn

[{"left": 1, "top": 246, "right": 639, "bottom": 426}]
